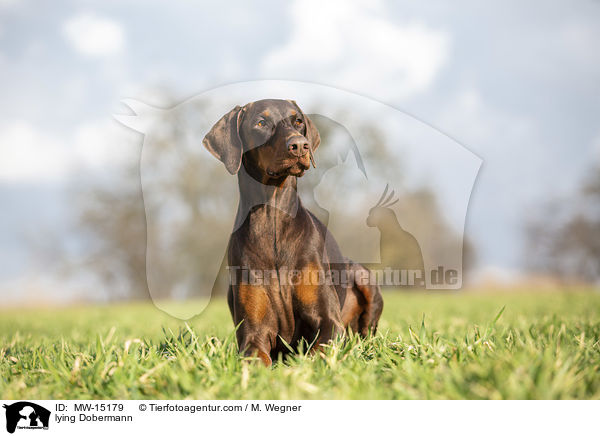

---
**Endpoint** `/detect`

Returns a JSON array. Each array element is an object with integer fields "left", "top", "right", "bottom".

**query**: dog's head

[{"left": 203, "top": 99, "right": 320, "bottom": 182}]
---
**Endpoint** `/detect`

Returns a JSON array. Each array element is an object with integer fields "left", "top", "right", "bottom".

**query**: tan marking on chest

[
  {"left": 239, "top": 284, "right": 269, "bottom": 324},
  {"left": 295, "top": 263, "right": 320, "bottom": 305}
]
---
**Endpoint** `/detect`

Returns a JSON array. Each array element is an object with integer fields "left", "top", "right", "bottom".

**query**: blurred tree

[
  {"left": 75, "top": 165, "right": 149, "bottom": 300},
  {"left": 525, "top": 165, "right": 600, "bottom": 283},
  {"left": 76, "top": 93, "right": 234, "bottom": 301}
]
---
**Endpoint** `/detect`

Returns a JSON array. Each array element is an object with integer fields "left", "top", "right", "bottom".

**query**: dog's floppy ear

[
  {"left": 304, "top": 113, "right": 321, "bottom": 153},
  {"left": 203, "top": 105, "right": 245, "bottom": 174}
]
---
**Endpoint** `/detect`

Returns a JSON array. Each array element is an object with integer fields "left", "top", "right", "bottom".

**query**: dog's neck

[{"left": 234, "top": 163, "right": 301, "bottom": 231}]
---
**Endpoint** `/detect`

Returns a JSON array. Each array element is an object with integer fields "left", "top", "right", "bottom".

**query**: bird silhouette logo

[{"left": 366, "top": 184, "right": 425, "bottom": 286}]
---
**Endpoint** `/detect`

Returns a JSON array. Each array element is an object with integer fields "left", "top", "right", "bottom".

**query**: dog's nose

[{"left": 287, "top": 136, "right": 310, "bottom": 157}]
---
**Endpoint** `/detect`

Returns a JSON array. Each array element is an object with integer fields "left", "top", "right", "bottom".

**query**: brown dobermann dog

[{"left": 203, "top": 99, "right": 383, "bottom": 366}]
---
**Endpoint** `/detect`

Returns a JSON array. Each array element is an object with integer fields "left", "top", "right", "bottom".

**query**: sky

[{"left": 1, "top": 0, "right": 600, "bottom": 301}]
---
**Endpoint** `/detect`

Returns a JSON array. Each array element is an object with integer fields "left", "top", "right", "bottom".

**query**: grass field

[{"left": 1, "top": 290, "right": 599, "bottom": 399}]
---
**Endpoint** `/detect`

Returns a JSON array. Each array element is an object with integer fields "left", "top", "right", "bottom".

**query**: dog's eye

[
  {"left": 294, "top": 118, "right": 303, "bottom": 126},
  {"left": 257, "top": 120, "right": 266, "bottom": 127}
]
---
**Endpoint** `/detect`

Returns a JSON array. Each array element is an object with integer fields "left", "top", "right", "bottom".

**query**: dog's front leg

[
  {"left": 294, "top": 273, "right": 345, "bottom": 349},
  {"left": 232, "top": 283, "right": 276, "bottom": 366}
]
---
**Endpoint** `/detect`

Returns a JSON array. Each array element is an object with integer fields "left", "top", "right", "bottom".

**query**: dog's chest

[{"left": 233, "top": 205, "right": 309, "bottom": 267}]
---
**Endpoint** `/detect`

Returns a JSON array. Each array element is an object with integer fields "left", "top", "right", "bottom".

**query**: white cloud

[
  {"left": 261, "top": 0, "right": 450, "bottom": 100},
  {"left": 0, "top": 121, "right": 71, "bottom": 182},
  {"left": 73, "top": 119, "right": 137, "bottom": 169},
  {"left": 62, "top": 13, "right": 125, "bottom": 57},
  {"left": 0, "top": 119, "right": 136, "bottom": 183}
]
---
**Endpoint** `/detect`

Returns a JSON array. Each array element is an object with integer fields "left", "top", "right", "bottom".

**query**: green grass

[{"left": 1, "top": 290, "right": 599, "bottom": 399}]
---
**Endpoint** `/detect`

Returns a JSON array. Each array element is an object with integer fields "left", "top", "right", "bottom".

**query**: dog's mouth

[
  {"left": 266, "top": 169, "right": 284, "bottom": 178},
  {"left": 266, "top": 161, "right": 309, "bottom": 178}
]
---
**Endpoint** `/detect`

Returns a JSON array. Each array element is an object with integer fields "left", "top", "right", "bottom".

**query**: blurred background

[{"left": 1, "top": 0, "right": 599, "bottom": 306}]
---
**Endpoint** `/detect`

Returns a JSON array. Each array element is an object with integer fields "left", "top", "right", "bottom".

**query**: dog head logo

[{"left": 2, "top": 402, "right": 50, "bottom": 434}]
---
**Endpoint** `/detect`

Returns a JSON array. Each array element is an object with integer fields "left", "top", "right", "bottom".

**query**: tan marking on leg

[
  {"left": 341, "top": 287, "right": 363, "bottom": 327},
  {"left": 238, "top": 284, "right": 269, "bottom": 324},
  {"left": 256, "top": 350, "right": 272, "bottom": 367},
  {"left": 295, "top": 263, "right": 320, "bottom": 305}
]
